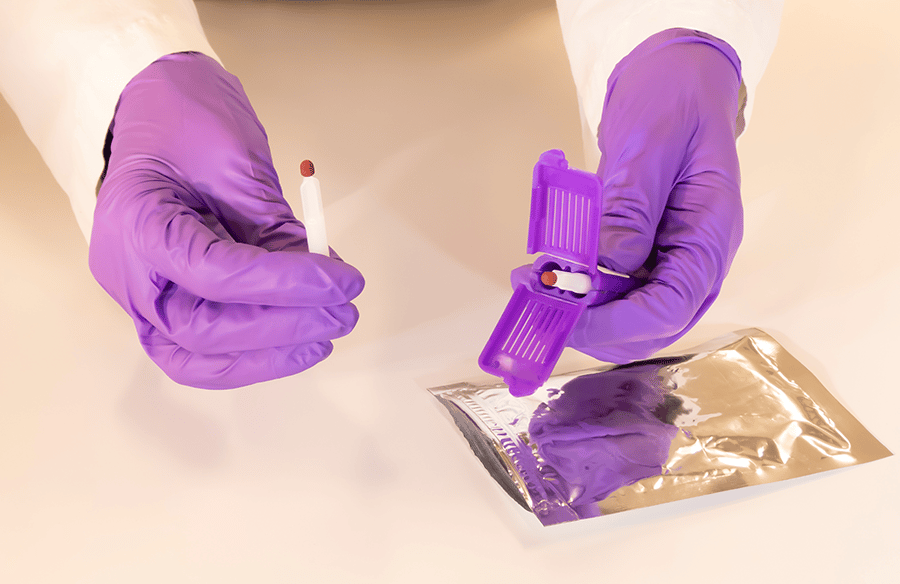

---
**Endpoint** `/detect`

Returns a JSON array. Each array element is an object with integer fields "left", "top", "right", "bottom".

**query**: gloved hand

[
  {"left": 568, "top": 29, "right": 745, "bottom": 363},
  {"left": 90, "top": 52, "right": 364, "bottom": 389}
]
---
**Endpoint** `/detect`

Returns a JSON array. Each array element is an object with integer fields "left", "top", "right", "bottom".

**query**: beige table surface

[{"left": 2, "top": 1, "right": 897, "bottom": 582}]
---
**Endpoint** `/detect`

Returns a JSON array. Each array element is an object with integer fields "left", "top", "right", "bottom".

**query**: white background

[{"left": 1, "top": 0, "right": 897, "bottom": 581}]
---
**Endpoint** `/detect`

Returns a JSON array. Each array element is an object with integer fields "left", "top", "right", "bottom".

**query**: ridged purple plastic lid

[{"left": 479, "top": 150, "right": 604, "bottom": 396}]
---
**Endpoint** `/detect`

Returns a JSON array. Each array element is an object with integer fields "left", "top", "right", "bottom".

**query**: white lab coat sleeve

[
  {"left": 555, "top": 0, "right": 784, "bottom": 167},
  {"left": 0, "top": 0, "right": 221, "bottom": 242}
]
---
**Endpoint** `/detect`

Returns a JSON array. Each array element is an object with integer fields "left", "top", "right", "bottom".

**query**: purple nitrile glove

[
  {"left": 572, "top": 29, "right": 744, "bottom": 363},
  {"left": 90, "top": 52, "right": 364, "bottom": 389}
]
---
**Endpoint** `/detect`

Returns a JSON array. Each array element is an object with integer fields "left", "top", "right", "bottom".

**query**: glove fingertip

[
  {"left": 509, "top": 264, "right": 533, "bottom": 289},
  {"left": 330, "top": 262, "right": 365, "bottom": 302},
  {"left": 290, "top": 340, "right": 333, "bottom": 367},
  {"left": 327, "top": 303, "right": 361, "bottom": 339}
]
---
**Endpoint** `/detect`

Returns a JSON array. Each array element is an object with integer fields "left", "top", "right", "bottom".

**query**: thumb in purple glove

[
  {"left": 90, "top": 52, "right": 364, "bottom": 389},
  {"left": 569, "top": 29, "right": 744, "bottom": 363}
]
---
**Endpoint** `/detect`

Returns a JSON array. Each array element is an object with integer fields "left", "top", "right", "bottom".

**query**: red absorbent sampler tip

[
  {"left": 300, "top": 159, "right": 315, "bottom": 177},
  {"left": 540, "top": 271, "right": 557, "bottom": 286}
]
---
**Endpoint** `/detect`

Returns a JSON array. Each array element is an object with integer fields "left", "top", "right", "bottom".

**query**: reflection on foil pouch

[{"left": 527, "top": 364, "right": 681, "bottom": 507}]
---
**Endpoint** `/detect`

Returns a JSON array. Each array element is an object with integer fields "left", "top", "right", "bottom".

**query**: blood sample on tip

[
  {"left": 299, "top": 159, "right": 328, "bottom": 255},
  {"left": 541, "top": 270, "right": 592, "bottom": 294}
]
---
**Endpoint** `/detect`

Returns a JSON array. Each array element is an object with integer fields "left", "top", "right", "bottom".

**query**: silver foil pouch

[{"left": 430, "top": 329, "right": 891, "bottom": 526}]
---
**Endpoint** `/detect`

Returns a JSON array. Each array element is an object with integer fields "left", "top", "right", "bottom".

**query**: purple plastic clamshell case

[{"left": 478, "top": 150, "right": 635, "bottom": 397}]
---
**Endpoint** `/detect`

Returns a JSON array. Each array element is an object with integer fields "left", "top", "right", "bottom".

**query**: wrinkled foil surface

[{"left": 430, "top": 329, "right": 891, "bottom": 525}]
